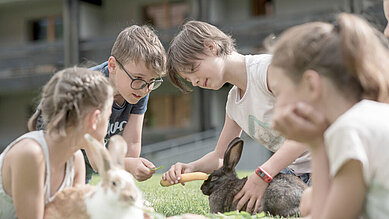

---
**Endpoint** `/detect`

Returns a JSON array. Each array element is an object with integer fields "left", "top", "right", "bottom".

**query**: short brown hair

[
  {"left": 111, "top": 25, "right": 166, "bottom": 77},
  {"left": 167, "top": 21, "right": 236, "bottom": 92}
]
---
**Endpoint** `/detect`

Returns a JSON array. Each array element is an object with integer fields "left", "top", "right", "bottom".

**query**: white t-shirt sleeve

[{"left": 325, "top": 126, "right": 370, "bottom": 184}]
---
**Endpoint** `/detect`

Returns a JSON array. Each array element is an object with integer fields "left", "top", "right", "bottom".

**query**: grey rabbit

[{"left": 201, "top": 137, "right": 308, "bottom": 217}]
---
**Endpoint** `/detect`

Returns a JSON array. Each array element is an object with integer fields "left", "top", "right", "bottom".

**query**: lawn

[{"left": 90, "top": 171, "right": 282, "bottom": 218}]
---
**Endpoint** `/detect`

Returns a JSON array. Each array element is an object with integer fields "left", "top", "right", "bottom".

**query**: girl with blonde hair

[
  {"left": 0, "top": 67, "right": 113, "bottom": 218},
  {"left": 271, "top": 13, "right": 389, "bottom": 218}
]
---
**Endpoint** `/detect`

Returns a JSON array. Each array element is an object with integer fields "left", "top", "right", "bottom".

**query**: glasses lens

[
  {"left": 131, "top": 79, "right": 147, "bottom": 90},
  {"left": 151, "top": 80, "right": 162, "bottom": 90}
]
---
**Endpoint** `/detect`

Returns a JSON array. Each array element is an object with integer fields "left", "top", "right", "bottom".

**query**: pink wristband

[{"left": 255, "top": 166, "right": 273, "bottom": 183}]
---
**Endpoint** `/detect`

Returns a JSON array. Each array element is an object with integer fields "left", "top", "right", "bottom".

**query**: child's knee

[{"left": 299, "top": 187, "right": 312, "bottom": 217}]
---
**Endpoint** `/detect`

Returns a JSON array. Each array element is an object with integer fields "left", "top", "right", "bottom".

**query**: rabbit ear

[
  {"left": 84, "top": 134, "right": 112, "bottom": 183},
  {"left": 107, "top": 135, "right": 127, "bottom": 167},
  {"left": 223, "top": 137, "right": 244, "bottom": 171}
]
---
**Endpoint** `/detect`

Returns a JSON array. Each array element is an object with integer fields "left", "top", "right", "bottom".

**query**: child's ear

[
  {"left": 85, "top": 109, "right": 102, "bottom": 131},
  {"left": 203, "top": 39, "right": 217, "bottom": 55},
  {"left": 107, "top": 56, "right": 118, "bottom": 75},
  {"left": 302, "top": 69, "right": 322, "bottom": 101}
]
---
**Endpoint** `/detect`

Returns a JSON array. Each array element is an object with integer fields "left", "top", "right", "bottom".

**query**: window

[
  {"left": 252, "top": 0, "right": 273, "bottom": 16},
  {"left": 142, "top": 1, "right": 189, "bottom": 29},
  {"left": 29, "top": 16, "right": 63, "bottom": 42}
]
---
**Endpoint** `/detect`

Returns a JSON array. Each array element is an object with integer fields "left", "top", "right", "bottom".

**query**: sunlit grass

[
  {"left": 90, "top": 171, "right": 288, "bottom": 218},
  {"left": 91, "top": 172, "right": 210, "bottom": 216}
]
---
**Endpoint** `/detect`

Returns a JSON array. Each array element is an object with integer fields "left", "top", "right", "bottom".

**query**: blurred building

[{"left": 0, "top": 0, "right": 385, "bottom": 159}]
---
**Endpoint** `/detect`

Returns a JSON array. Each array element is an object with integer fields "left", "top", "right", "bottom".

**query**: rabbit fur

[
  {"left": 44, "top": 134, "right": 144, "bottom": 219},
  {"left": 201, "top": 137, "right": 307, "bottom": 217}
]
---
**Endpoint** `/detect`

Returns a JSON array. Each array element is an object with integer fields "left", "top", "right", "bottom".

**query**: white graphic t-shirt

[
  {"left": 325, "top": 100, "right": 389, "bottom": 218},
  {"left": 226, "top": 54, "right": 311, "bottom": 175}
]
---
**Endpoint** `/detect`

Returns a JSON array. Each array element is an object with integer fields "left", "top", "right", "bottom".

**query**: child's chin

[
  {"left": 125, "top": 96, "right": 141, "bottom": 104},
  {"left": 212, "top": 84, "right": 224, "bottom": 90}
]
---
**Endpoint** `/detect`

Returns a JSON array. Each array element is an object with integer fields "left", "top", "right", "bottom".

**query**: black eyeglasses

[{"left": 113, "top": 57, "right": 163, "bottom": 91}]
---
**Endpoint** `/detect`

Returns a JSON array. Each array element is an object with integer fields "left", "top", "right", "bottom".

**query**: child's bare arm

[
  {"left": 122, "top": 113, "right": 155, "bottom": 181},
  {"left": 307, "top": 141, "right": 330, "bottom": 219},
  {"left": 162, "top": 114, "right": 242, "bottom": 184},
  {"left": 11, "top": 140, "right": 45, "bottom": 219},
  {"left": 316, "top": 160, "right": 365, "bottom": 219},
  {"left": 262, "top": 140, "right": 308, "bottom": 178},
  {"left": 122, "top": 113, "right": 143, "bottom": 158},
  {"left": 192, "top": 114, "right": 242, "bottom": 172}
]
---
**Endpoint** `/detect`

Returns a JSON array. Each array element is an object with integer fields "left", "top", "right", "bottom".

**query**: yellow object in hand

[{"left": 160, "top": 172, "right": 209, "bottom": 187}]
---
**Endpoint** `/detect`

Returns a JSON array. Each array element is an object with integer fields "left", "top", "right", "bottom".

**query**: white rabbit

[{"left": 44, "top": 134, "right": 144, "bottom": 219}]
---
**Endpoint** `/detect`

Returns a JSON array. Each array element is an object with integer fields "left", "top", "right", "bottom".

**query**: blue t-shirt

[
  {"left": 84, "top": 61, "right": 149, "bottom": 182},
  {"left": 90, "top": 61, "right": 149, "bottom": 143}
]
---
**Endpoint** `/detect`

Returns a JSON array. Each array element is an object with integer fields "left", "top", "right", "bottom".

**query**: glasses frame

[{"left": 113, "top": 56, "right": 163, "bottom": 91}]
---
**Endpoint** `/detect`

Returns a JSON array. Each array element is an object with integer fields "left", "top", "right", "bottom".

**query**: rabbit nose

[{"left": 120, "top": 190, "right": 138, "bottom": 203}]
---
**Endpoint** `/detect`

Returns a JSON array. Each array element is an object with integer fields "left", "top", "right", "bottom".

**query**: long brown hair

[
  {"left": 28, "top": 67, "right": 112, "bottom": 136},
  {"left": 272, "top": 13, "right": 389, "bottom": 103}
]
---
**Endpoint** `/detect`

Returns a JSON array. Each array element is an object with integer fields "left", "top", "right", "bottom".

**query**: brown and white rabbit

[
  {"left": 201, "top": 137, "right": 307, "bottom": 217},
  {"left": 44, "top": 134, "right": 144, "bottom": 219}
]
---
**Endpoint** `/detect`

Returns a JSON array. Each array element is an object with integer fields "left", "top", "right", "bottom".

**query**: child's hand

[
  {"left": 126, "top": 157, "right": 156, "bottom": 181},
  {"left": 162, "top": 162, "right": 195, "bottom": 185},
  {"left": 233, "top": 172, "right": 268, "bottom": 214},
  {"left": 272, "top": 102, "right": 328, "bottom": 148}
]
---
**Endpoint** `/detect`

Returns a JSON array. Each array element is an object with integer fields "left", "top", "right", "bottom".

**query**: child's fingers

[
  {"left": 283, "top": 107, "right": 312, "bottom": 130},
  {"left": 294, "top": 102, "right": 320, "bottom": 123},
  {"left": 294, "top": 102, "right": 328, "bottom": 129},
  {"left": 253, "top": 199, "right": 261, "bottom": 214},
  {"left": 245, "top": 197, "right": 256, "bottom": 214},
  {"left": 166, "top": 164, "right": 182, "bottom": 184},
  {"left": 233, "top": 190, "right": 244, "bottom": 204},
  {"left": 166, "top": 170, "right": 177, "bottom": 184},
  {"left": 236, "top": 194, "right": 250, "bottom": 211},
  {"left": 141, "top": 158, "right": 156, "bottom": 170},
  {"left": 174, "top": 168, "right": 182, "bottom": 184},
  {"left": 162, "top": 172, "right": 167, "bottom": 180},
  {"left": 273, "top": 104, "right": 305, "bottom": 137},
  {"left": 272, "top": 106, "right": 291, "bottom": 134}
]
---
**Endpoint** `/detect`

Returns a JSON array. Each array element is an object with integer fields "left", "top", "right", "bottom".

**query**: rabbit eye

[
  {"left": 211, "top": 176, "right": 219, "bottom": 181},
  {"left": 112, "top": 181, "right": 117, "bottom": 187}
]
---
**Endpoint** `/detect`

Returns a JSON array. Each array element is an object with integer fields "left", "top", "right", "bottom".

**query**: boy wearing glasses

[{"left": 86, "top": 25, "right": 166, "bottom": 183}]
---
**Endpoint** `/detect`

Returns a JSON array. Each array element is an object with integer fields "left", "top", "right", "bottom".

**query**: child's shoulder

[
  {"left": 6, "top": 138, "right": 44, "bottom": 164},
  {"left": 245, "top": 54, "right": 272, "bottom": 67}
]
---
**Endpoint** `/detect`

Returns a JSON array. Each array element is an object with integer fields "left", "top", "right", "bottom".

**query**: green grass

[
  {"left": 91, "top": 172, "right": 210, "bottom": 216},
  {"left": 90, "top": 171, "right": 281, "bottom": 218}
]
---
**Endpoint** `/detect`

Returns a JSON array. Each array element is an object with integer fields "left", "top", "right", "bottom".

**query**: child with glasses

[
  {"left": 85, "top": 25, "right": 166, "bottom": 183},
  {"left": 35, "top": 25, "right": 166, "bottom": 183}
]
